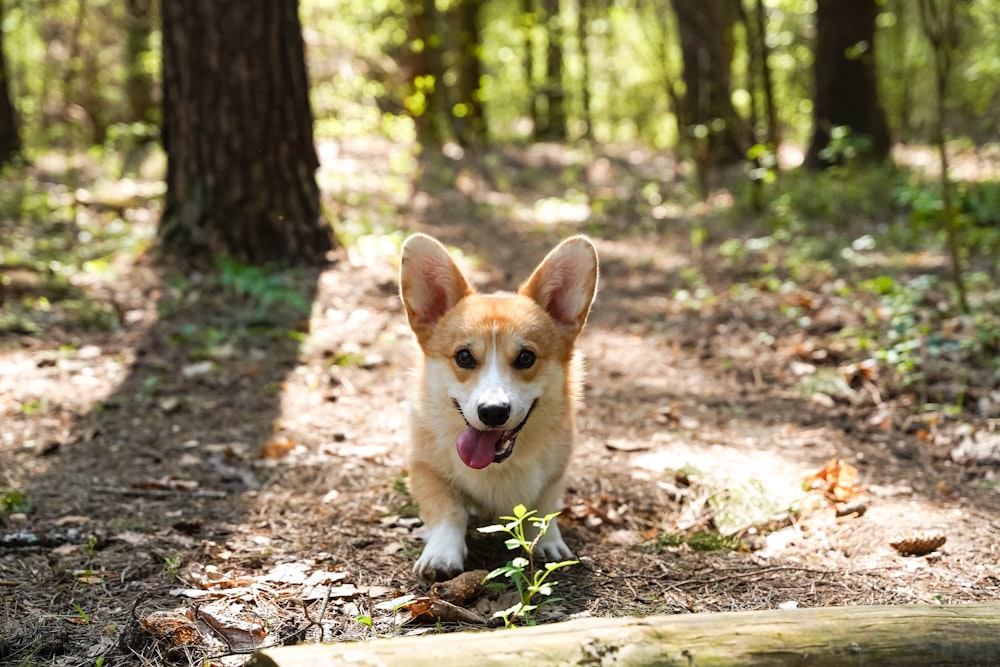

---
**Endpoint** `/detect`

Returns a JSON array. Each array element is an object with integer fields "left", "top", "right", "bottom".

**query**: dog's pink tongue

[{"left": 457, "top": 427, "right": 503, "bottom": 469}]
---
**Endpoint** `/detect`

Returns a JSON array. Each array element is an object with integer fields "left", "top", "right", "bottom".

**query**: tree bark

[
  {"left": 0, "top": 0, "right": 20, "bottom": 164},
  {"left": 753, "top": 0, "right": 779, "bottom": 149},
  {"left": 159, "top": 0, "right": 334, "bottom": 265},
  {"left": 806, "top": 0, "right": 891, "bottom": 169},
  {"left": 249, "top": 603, "right": 1000, "bottom": 667},
  {"left": 577, "top": 0, "right": 591, "bottom": 138},
  {"left": 535, "top": 0, "right": 566, "bottom": 141},
  {"left": 453, "top": 0, "right": 487, "bottom": 147},
  {"left": 407, "top": 0, "right": 445, "bottom": 147},
  {"left": 125, "top": 0, "right": 157, "bottom": 126},
  {"left": 522, "top": 0, "right": 540, "bottom": 135},
  {"left": 670, "top": 0, "right": 750, "bottom": 166},
  {"left": 918, "top": 0, "right": 968, "bottom": 313}
]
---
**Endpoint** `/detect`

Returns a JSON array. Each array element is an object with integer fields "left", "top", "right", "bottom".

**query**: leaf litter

[{"left": 2, "top": 146, "right": 1000, "bottom": 664}]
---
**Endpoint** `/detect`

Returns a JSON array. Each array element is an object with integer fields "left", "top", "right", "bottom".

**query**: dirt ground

[{"left": 2, "top": 144, "right": 999, "bottom": 665}]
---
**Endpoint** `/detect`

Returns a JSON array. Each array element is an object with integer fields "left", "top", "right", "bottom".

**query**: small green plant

[
  {"left": 73, "top": 603, "right": 92, "bottom": 625},
  {"left": 0, "top": 489, "right": 32, "bottom": 514},
  {"left": 83, "top": 534, "right": 99, "bottom": 559},
  {"left": 216, "top": 255, "right": 311, "bottom": 315},
  {"left": 477, "top": 504, "right": 577, "bottom": 628},
  {"left": 164, "top": 556, "right": 182, "bottom": 582}
]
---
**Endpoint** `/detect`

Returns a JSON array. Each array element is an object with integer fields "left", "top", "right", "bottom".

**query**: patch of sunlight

[
  {"left": 346, "top": 229, "right": 407, "bottom": 267},
  {"left": 516, "top": 197, "right": 591, "bottom": 226}
]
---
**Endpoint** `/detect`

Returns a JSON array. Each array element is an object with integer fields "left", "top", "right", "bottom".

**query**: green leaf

[
  {"left": 374, "top": 594, "right": 416, "bottom": 611},
  {"left": 477, "top": 524, "right": 507, "bottom": 534},
  {"left": 544, "top": 559, "right": 579, "bottom": 571}
]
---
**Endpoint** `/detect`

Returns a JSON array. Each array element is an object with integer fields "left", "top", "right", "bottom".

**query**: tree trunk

[
  {"left": 535, "top": 0, "right": 566, "bottom": 141},
  {"left": 0, "top": 0, "right": 20, "bottom": 164},
  {"left": 159, "top": 0, "right": 333, "bottom": 265},
  {"left": 806, "top": 0, "right": 891, "bottom": 169},
  {"left": 125, "top": 0, "right": 157, "bottom": 126},
  {"left": 670, "top": 0, "right": 750, "bottom": 166},
  {"left": 453, "top": 0, "right": 487, "bottom": 147},
  {"left": 577, "top": 0, "right": 591, "bottom": 138},
  {"left": 249, "top": 603, "right": 1000, "bottom": 667},
  {"left": 407, "top": 0, "right": 445, "bottom": 147},
  {"left": 753, "top": 0, "right": 779, "bottom": 149},
  {"left": 918, "top": 0, "right": 968, "bottom": 313},
  {"left": 522, "top": 0, "right": 540, "bottom": 136}
]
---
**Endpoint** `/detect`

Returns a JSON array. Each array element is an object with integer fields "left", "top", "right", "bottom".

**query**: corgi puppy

[{"left": 399, "top": 233, "right": 598, "bottom": 582}]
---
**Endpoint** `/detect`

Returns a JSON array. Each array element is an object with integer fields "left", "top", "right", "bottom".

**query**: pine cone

[
  {"left": 430, "top": 569, "right": 490, "bottom": 605},
  {"left": 889, "top": 532, "right": 946, "bottom": 556}
]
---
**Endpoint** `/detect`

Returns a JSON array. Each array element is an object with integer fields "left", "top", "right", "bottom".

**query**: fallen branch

[
  {"left": 248, "top": 603, "right": 1000, "bottom": 667},
  {"left": 91, "top": 485, "right": 227, "bottom": 499}
]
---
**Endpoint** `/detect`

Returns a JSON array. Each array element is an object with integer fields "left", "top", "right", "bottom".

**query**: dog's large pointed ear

[
  {"left": 519, "top": 235, "right": 598, "bottom": 337},
  {"left": 399, "top": 234, "right": 473, "bottom": 337}
]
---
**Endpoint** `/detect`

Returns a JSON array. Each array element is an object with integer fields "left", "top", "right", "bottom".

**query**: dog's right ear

[{"left": 399, "top": 234, "right": 473, "bottom": 337}]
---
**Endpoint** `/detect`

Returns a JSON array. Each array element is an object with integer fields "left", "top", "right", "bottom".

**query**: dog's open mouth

[{"left": 454, "top": 400, "right": 536, "bottom": 469}]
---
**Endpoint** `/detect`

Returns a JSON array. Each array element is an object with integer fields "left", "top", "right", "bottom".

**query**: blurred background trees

[
  {"left": 3, "top": 0, "right": 998, "bottom": 167},
  {"left": 6, "top": 0, "right": 995, "bottom": 169},
  {"left": 0, "top": 0, "right": 998, "bottom": 266},
  {"left": 1, "top": 0, "right": 998, "bottom": 419}
]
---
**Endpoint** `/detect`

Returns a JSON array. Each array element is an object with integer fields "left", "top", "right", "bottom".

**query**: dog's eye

[
  {"left": 455, "top": 349, "right": 476, "bottom": 369},
  {"left": 513, "top": 349, "right": 536, "bottom": 369}
]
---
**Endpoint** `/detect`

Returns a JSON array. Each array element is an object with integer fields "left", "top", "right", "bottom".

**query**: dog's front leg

[{"left": 410, "top": 460, "right": 468, "bottom": 582}]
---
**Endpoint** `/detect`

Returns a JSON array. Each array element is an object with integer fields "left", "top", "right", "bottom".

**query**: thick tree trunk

[
  {"left": 250, "top": 603, "right": 1000, "bottom": 667},
  {"left": 754, "top": 0, "right": 779, "bottom": 149},
  {"left": 535, "top": 0, "right": 566, "bottom": 141},
  {"left": 522, "top": 0, "right": 540, "bottom": 136},
  {"left": 125, "top": 0, "right": 156, "bottom": 126},
  {"left": 806, "top": 0, "right": 891, "bottom": 169},
  {"left": 159, "top": 0, "right": 333, "bottom": 265},
  {"left": 670, "top": 0, "right": 750, "bottom": 166},
  {"left": 407, "top": 0, "right": 445, "bottom": 147},
  {"left": 453, "top": 0, "right": 487, "bottom": 147},
  {"left": 0, "top": 0, "right": 20, "bottom": 164},
  {"left": 577, "top": 0, "right": 591, "bottom": 138}
]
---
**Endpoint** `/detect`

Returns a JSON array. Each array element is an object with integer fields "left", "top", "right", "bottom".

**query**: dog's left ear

[{"left": 520, "top": 235, "right": 599, "bottom": 337}]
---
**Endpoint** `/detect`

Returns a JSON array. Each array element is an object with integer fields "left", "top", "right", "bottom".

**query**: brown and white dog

[{"left": 399, "top": 233, "right": 598, "bottom": 581}]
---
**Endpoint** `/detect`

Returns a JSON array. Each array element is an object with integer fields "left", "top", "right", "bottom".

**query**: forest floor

[{"left": 2, "top": 142, "right": 1000, "bottom": 666}]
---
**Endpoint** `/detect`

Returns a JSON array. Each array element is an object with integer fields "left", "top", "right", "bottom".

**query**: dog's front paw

[
  {"left": 535, "top": 524, "right": 574, "bottom": 562},
  {"left": 414, "top": 520, "right": 468, "bottom": 582}
]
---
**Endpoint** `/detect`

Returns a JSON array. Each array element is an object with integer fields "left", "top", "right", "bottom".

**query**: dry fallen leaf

[
  {"left": 805, "top": 458, "right": 866, "bottom": 503},
  {"left": 403, "top": 597, "right": 486, "bottom": 625},
  {"left": 189, "top": 608, "right": 266, "bottom": 652},
  {"left": 258, "top": 436, "right": 296, "bottom": 459},
  {"left": 139, "top": 610, "right": 200, "bottom": 647}
]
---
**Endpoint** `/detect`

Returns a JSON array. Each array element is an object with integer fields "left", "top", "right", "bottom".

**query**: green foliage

[
  {"left": 83, "top": 534, "right": 99, "bottom": 559},
  {"left": 163, "top": 556, "right": 182, "bottom": 582},
  {"left": 0, "top": 489, "right": 32, "bottom": 515},
  {"left": 72, "top": 603, "right": 93, "bottom": 626},
  {"left": 5, "top": 0, "right": 162, "bottom": 152},
  {"left": 477, "top": 504, "right": 577, "bottom": 628},
  {"left": 216, "top": 255, "right": 312, "bottom": 317}
]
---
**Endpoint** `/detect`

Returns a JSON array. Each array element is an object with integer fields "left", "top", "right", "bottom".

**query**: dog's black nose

[{"left": 478, "top": 402, "right": 510, "bottom": 428}]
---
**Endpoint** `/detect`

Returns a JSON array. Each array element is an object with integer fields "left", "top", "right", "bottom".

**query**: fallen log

[{"left": 249, "top": 602, "right": 1000, "bottom": 666}]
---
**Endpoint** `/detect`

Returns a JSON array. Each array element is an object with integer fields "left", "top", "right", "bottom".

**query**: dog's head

[{"left": 399, "top": 234, "right": 598, "bottom": 469}]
